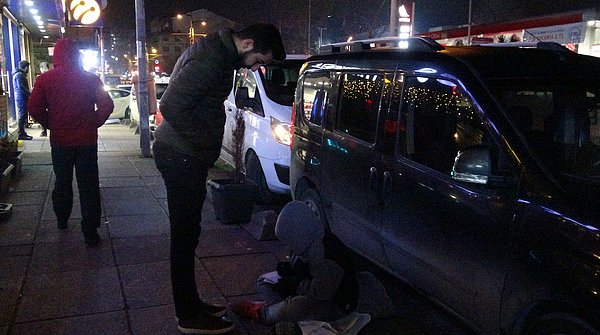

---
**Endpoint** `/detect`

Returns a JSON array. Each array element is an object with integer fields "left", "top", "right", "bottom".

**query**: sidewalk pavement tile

[
  {"left": 11, "top": 311, "right": 129, "bottom": 335},
  {"left": 17, "top": 267, "right": 124, "bottom": 322},
  {"left": 196, "top": 227, "right": 268, "bottom": 258},
  {"left": 0, "top": 245, "right": 31, "bottom": 278},
  {"left": 34, "top": 220, "right": 109, "bottom": 243},
  {"left": 112, "top": 235, "right": 170, "bottom": 265},
  {"left": 0, "top": 276, "right": 22, "bottom": 326},
  {"left": 107, "top": 213, "right": 170, "bottom": 238},
  {"left": 0, "top": 205, "right": 40, "bottom": 246},
  {"left": 29, "top": 239, "right": 115, "bottom": 274},
  {"left": 201, "top": 253, "right": 279, "bottom": 297},
  {"left": 101, "top": 187, "right": 163, "bottom": 217}
]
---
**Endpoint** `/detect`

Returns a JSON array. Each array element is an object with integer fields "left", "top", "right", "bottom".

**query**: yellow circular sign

[{"left": 70, "top": 0, "right": 100, "bottom": 24}]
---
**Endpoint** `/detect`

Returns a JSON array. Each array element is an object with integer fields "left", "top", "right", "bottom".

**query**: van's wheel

[
  {"left": 124, "top": 107, "right": 130, "bottom": 119},
  {"left": 297, "top": 187, "right": 329, "bottom": 233},
  {"left": 246, "top": 151, "right": 275, "bottom": 204},
  {"left": 525, "top": 313, "right": 599, "bottom": 335}
]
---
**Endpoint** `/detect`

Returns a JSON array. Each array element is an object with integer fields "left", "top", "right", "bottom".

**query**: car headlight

[{"left": 270, "top": 117, "right": 291, "bottom": 145}]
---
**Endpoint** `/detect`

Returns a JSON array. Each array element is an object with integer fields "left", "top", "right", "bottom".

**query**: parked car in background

[
  {"left": 116, "top": 84, "right": 132, "bottom": 92},
  {"left": 102, "top": 74, "right": 123, "bottom": 90},
  {"left": 221, "top": 55, "right": 307, "bottom": 203},
  {"left": 129, "top": 81, "right": 168, "bottom": 129},
  {"left": 291, "top": 37, "right": 600, "bottom": 335},
  {"left": 106, "top": 88, "right": 131, "bottom": 120}
]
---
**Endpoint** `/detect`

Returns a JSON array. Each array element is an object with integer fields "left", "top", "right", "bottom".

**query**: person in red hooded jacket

[{"left": 28, "top": 38, "right": 113, "bottom": 247}]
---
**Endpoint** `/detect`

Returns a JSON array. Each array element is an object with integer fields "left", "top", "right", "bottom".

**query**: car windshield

[
  {"left": 491, "top": 79, "right": 600, "bottom": 183},
  {"left": 258, "top": 60, "right": 304, "bottom": 106}
]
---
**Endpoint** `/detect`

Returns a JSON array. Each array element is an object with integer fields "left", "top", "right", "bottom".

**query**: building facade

[{"left": 419, "top": 9, "right": 600, "bottom": 57}]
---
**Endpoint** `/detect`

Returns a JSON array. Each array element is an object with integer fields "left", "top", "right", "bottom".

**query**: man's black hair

[{"left": 234, "top": 23, "right": 286, "bottom": 61}]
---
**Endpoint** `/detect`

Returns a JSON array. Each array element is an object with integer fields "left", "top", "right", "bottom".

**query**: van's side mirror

[
  {"left": 235, "top": 87, "right": 262, "bottom": 113},
  {"left": 451, "top": 146, "right": 491, "bottom": 184}
]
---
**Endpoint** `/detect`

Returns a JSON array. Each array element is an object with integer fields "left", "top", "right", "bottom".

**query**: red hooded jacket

[{"left": 28, "top": 38, "right": 113, "bottom": 147}]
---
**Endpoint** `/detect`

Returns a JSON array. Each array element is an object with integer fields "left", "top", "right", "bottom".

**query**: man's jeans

[
  {"left": 16, "top": 100, "right": 28, "bottom": 134},
  {"left": 153, "top": 141, "right": 211, "bottom": 320},
  {"left": 51, "top": 146, "right": 101, "bottom": 232}
]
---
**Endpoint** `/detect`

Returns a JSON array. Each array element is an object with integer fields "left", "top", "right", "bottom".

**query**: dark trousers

[
  {"left": 51, "top": 145, "right": 101, "bottom": 232},
  {"left": 16, "top": 100, "right": 28, "bottom": 135},
  {"left": 153, "top": 141, "right": 212, "bottom": 320}
]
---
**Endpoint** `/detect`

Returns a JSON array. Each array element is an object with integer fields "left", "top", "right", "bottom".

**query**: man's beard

[{"left": 234, "top": 50, "right": 254, "bottom": 69}]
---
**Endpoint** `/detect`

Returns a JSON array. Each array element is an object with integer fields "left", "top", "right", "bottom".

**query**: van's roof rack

[
  {"left": 477, "top": 41, "right": 571, "bottom": 51},
  {"left": 319, "top": 36, "right": 444, "bottom": 54}
]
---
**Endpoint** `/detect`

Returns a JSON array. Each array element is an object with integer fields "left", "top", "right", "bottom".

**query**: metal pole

[
  {"left": 390, "top": 0, "right": 398, "bottom": 36},
  {"left": 99, "top": 28, "right": 105, "bottom": 84},
  {"left": 307, "top": 0, "right": 311, "bottom": 54},
  {"left": 135, "top": 0, "right": 151, "bottom": 157},
  {"left": 467, "top": 0, "right": 472, "bottom": 45}
]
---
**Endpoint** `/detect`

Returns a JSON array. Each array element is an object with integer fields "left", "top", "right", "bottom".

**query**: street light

[
  {"left": 177, "top": 13, "right": 195, "bottom": 45},
  {"left": 176, "top": 13, "right": 208, "bottom": 45}
]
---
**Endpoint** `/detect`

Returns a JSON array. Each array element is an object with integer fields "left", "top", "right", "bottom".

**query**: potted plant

[{"left": 207, "top": 108, "right": 257, "bottom": 224}]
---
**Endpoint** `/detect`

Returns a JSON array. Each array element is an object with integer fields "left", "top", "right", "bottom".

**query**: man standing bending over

[{"left": 152, "top": 23, "right": 285, "bottom": 334}]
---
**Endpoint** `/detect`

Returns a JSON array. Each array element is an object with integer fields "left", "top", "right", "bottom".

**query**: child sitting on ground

[{"left": 233, "top": 201, "right": 358, "bottom": 325}]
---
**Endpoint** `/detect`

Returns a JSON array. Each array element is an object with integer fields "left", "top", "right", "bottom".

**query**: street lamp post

[
  {"left": 177, "top": 13, "right": 195, "bottom": 45},
  {"left": 177, "top": 13, "right": 207, "bottom": 45},
  {"left": 318, "top": 27, "right": 326, "bottom": 50},
  {"left": 307, "top": 0, "right": 311, "bottom": 54},
  {"left": 467, "top": 0, "right": 473, "bottom": 45}
]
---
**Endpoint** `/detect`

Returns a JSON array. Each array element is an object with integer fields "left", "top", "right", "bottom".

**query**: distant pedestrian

[
  {"left": 152, "top": 23, "right": 285, "bottom": 334},
  {"left": 28, "top": 38, "right": 113, "bottom": 247},
  {"left": 37, "top": 61, "right": 50, "bottom": 137},
  {"left": 12, "top": 60, "right": 32, "bottom": 140}
]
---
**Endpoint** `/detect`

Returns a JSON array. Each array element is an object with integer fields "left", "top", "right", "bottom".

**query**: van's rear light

[{"left": 290, "top": 102, "right": 296, "bottom": 149}]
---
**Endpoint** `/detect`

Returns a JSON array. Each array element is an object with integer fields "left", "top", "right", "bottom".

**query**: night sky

[{"left": 104, "top": 0, "right": 599, "bottom": 37}]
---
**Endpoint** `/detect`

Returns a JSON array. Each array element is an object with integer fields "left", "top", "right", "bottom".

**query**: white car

[
  {"left": 221, "top": 55, "right": 307, "bottom": 203},
  {"left": 129, "top": 82, "right": 169, "bottom": 128},
  {"left": 106, "top": 88, "right": 131, "bottom": 120}
]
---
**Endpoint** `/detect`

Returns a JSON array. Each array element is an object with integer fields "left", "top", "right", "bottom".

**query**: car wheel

[
  {"left": 245, "top": 151, "right": 275, "bottom": 204},
  {"left": 525, "top": 313, "right": 599, "bottom": 335},
  {"left": 124, "top": 107, "right": 131, "bottom": 119},
  {"left": 297, "top": 187, "right": 330, "bottom": 233}
]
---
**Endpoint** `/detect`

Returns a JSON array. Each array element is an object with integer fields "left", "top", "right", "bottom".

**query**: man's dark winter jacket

[
  {"left": 12, "top": 62, "right": 30, "bottom": 103},
  {"left": 27, "top": 38, "right": 113, "bottom": 147},
  {"left": 154, "top": 29, "right": 240, "bottom": 165}
]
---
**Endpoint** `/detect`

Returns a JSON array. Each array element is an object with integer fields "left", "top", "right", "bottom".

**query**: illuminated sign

[{"left": 69, "top": 0, "right": 104, "bottom": 27}]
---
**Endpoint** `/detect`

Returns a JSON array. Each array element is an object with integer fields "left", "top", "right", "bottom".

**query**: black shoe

[
  {"left": 200, "top": 301, "right": 227, "bottom": 317},
  {"left": 84, "top": 230, "right": 100, "bottom": 247},
  {"left": 177, "top": 314, "right": 234, "bottom": 334},
  {"left": 57, "top": 221, "right": 68, "bottom": 230},
  {"left": 18, "top": 134, "right": 33, "bottom": 140}
]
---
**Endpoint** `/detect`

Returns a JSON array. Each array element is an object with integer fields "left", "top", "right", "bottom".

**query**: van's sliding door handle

[
  {"left": 369, "top": 167, "right": 378, "bottom": 193},
  {"left": 382, "top": 171, "right": 392, "bottom": 204}
]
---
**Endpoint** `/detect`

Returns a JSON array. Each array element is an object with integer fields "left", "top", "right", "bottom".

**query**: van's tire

[
  {"left": 297, "top": 187, "right": 330, "bottom": 233},
  {"left": 245, "top": 151, "right": 275, "bottom": 204},
  {"left": 525, "top": 313, "right": 599, "bottom": 335},
  {"left": 124, "top": 107, "right": 130, "bottom": 119}
]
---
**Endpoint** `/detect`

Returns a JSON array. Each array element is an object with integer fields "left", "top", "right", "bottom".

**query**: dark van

[{"left": 290, "top": 37, "right": 600, "bottom": 335}]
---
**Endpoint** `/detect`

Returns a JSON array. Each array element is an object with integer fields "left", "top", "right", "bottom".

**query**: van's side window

[
  {"left": 301, "top": 73, "right": 331, "bottom": 125},
  {"left": 400, "top": 77, "right": 486, "bottom": 174},
  {"left": 336, "top": 72, "right": 384, "bottom": 143}
]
